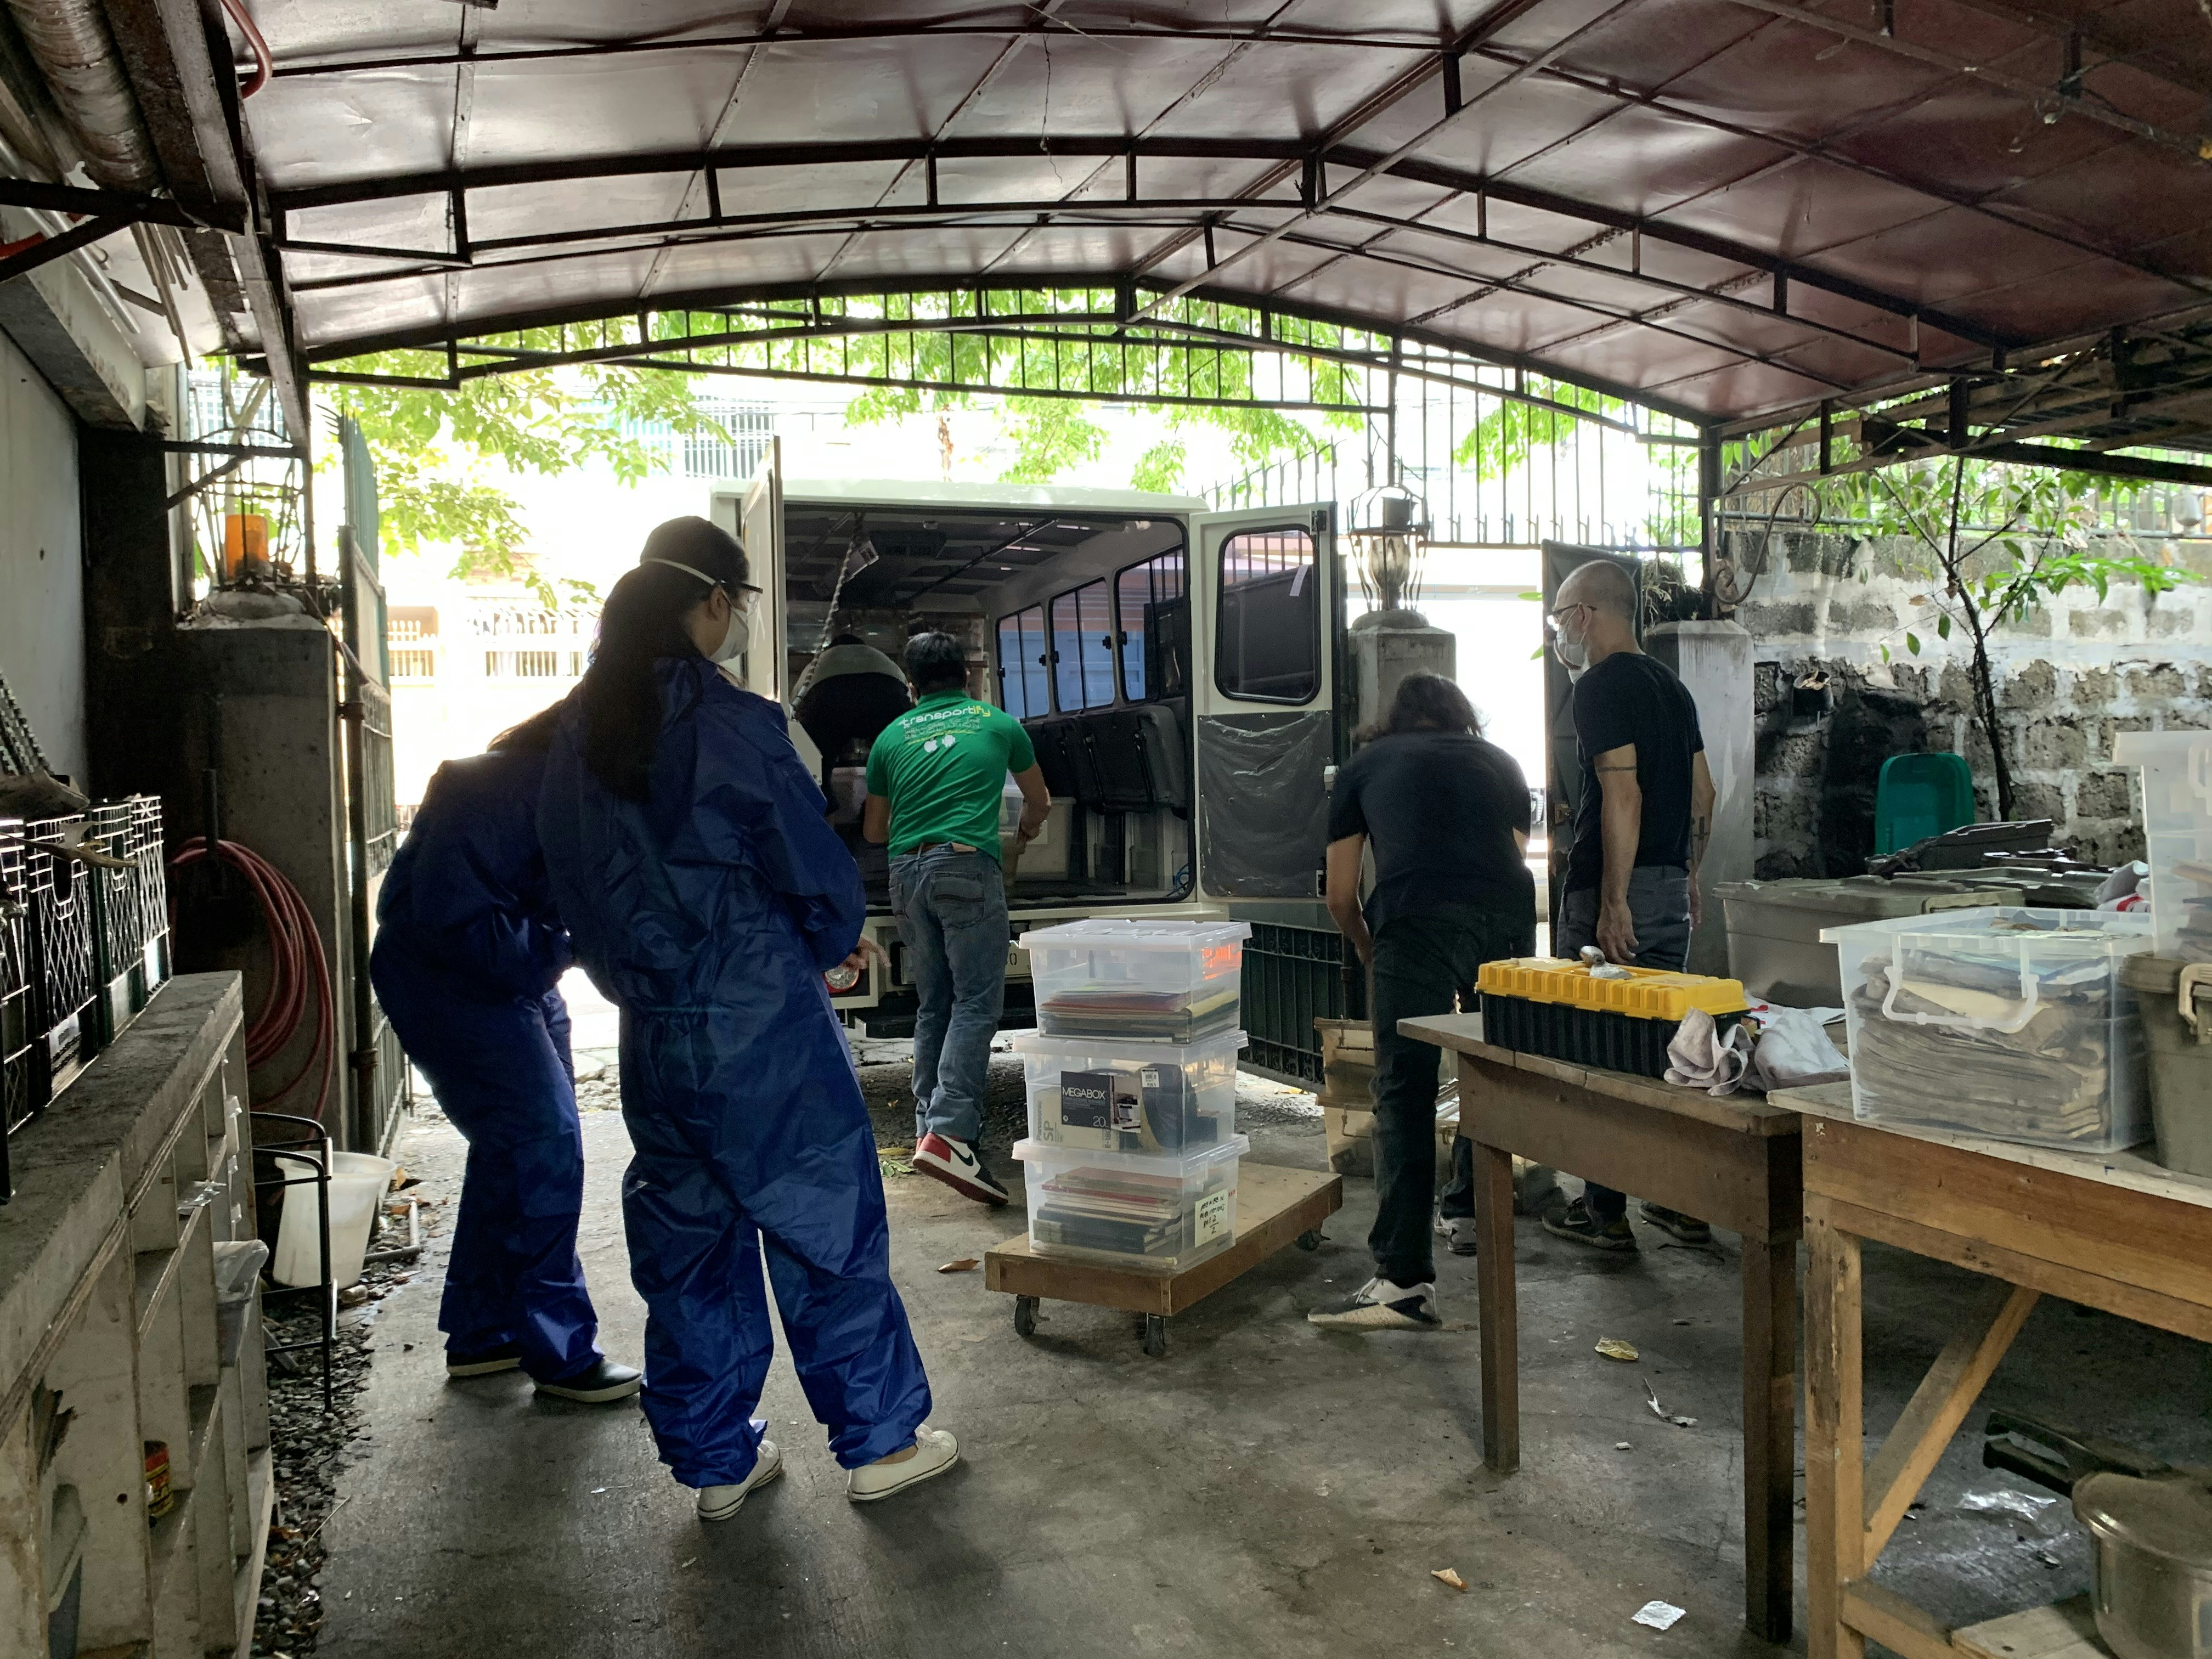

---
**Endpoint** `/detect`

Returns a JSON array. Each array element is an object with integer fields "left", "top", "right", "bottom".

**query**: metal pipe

[{"left": 1, "top": 0, "right": 157, "bottom": 190}]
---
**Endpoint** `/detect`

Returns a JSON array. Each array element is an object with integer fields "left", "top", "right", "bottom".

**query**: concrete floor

[{"left": 313, "top": 1024, "right": 2212, "bottom": 1659}]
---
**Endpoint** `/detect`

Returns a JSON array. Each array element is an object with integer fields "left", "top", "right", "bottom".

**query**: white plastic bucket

[{"left": 272, "top": 1151, "right": 396, "bottom": 1289}]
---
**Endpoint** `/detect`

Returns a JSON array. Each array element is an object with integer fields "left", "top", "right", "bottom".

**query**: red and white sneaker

[{"left": 911, "top": 1133, "right": 1011, "bottom": 1206}]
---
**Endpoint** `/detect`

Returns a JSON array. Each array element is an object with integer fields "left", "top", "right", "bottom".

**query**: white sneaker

[
  {"left": 1435, "top": 1214, "right": 1480, "bottom": 1256},
  {"left": 846, "top": 1426, "right": 960, "bottom": 1503},
  {"left": 695, "top": 1440, "right": 782, "bottom": 1521},
  {"left": 1306, "top": 1278, "right": 1441, "bottom": 1330}
]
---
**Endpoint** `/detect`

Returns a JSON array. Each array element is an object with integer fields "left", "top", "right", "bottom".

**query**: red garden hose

[{"left": 170, "top": 836, "right": 335, "bottom": 1122}]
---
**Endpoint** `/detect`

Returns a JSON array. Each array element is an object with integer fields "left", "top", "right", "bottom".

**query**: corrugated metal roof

[{"left": 227, "top": 0, "right": 2212, "bottom": 429}]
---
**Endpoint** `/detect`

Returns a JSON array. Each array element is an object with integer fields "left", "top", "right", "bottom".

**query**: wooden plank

[
  {"left": 1778, "top": 1081, "right": 2212, "bottom": 1213},
  {"left": 1405, "top": 1013, "right": 1801, "bottom": 1136},
  {"left": 1801, "top": 1115, "right": 2212, "bottom": 1312},
  {"left": 1742, "top": 1232, "right": 1797, "bottom": 1644},
  {"left": 1816, "top": 1194, "right": 2212, "bottom": 1344},
  {"left": 982, "top": 1164, "right": 1341, "bottom": 1318},
  {"left": 1861, "top": 1283, "right": 2040, "bottom": 1562},
  {"left": 1953, "top": 1595, "right": 2105, "bottom": 1659},
  {"left": 1453, "top": 1053, "right": 1802, "bottom": 1240},
  {"left": 1805, "top": 1209, "right": 1866, "bottom": 1659},
  {"left": 1841, "top": 1580, "right": 1955, "bottom": 1659},
  {"left": 1473, "top": 1138, "right": 1518, "bottom": 1474}
]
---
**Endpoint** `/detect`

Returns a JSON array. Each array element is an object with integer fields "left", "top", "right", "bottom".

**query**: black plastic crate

[
  {"left": 134, "top": 795, "right": 171, "bottom": 999},
  {"left": 3, "top": 822, "right": 35, "bottom": 1204},
  {"left": 25, "top": 816, "right": 100, "bottom": 1099},
  {"left": 89, "top": 797, "right": 168, "bottom": 1043},
  {"left": 1482, "top": 992, "right": 1746, "bottom": 1081}
]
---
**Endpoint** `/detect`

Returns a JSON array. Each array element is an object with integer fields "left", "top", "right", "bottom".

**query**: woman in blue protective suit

[
  {"left": 537, "top": 516, "right": 951, "bottom": 1524},
  {"left": 369, "top": 707, "right": 641, "bottom": 1404}
]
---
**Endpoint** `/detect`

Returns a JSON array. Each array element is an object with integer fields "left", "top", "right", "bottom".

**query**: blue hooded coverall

[
  {"left": 537, "top": 658, "right": 930, "bottom": 1486},
  {"left": 369, "top": 744, "right": 602, "bottom": 1384}
]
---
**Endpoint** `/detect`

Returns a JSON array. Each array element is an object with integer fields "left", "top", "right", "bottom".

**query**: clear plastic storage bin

[
  {"left": 1013, "top": 1135, "right": 1247, "bottom": 1272},
  {"left": 2115, "top": 732, "right": 2212, "bottom": 964},
  {"left": 1017, "top": 918, "right": 1250, "bottom": 1043},
  {"left": 1012, "top": 1028, "right": 1244, "bottom": 1153},
  {"left": 1821, "top": 908, "right": 2154, "bottom": 1150}
]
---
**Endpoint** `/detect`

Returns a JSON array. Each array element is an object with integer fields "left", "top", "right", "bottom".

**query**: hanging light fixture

[{"left": 1345, "top": 481, "right": 1430, "bottom": 619}]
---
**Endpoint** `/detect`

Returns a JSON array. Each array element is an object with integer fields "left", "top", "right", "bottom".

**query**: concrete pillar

[{"left": 1648, "top": 621, "right": 1754, "bottom": 978}]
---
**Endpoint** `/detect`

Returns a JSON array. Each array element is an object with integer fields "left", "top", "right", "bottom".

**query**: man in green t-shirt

[{"left": 864, "top": 633, "right": 1049, "bottom": 1205}]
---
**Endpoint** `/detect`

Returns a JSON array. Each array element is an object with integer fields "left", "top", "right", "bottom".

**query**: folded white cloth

[{"left": 1666, "top": 1006, "right": 1849, "bottom": 1097}]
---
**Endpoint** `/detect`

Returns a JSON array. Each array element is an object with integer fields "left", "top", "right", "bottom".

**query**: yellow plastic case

[{"left": 1477, "top": 956, "right": 1748, "bottom": 1021}]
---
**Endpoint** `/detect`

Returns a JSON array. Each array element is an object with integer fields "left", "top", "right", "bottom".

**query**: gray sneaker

[
  {"left": 1434, "top": 1213, "right": 1480, "bottom": 1256},
  {"left": 1307, "top": 1278, "right": 1441, "bottom": 1330}
]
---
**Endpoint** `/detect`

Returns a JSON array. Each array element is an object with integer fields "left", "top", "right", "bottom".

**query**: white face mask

[
  {"left": 707, "top": 601, "right": 748, "bottom": 665},
  {"left": 1549, "top": 612, "right": 1589, "bottom": 674}
]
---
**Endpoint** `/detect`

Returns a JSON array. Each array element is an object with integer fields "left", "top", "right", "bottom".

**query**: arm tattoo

[
  {"left": 1690, "top": 811, "right": 1712, "bottom": 862},
  {"left": 1594, "top": 761, "right": 1637, "bottom": 774}
]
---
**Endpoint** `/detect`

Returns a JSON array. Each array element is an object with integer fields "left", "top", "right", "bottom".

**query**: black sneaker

[
  {"left": 1306, "top": 1278, "right": 1441, "bottom": 1330},
  {"left": 534, "top": 1358, "right": 644, "bottom": 1403},
  {"left": 912, "top": 1133, "right": 1011, "bottom": 1206},
  {"left": 1541, "top": 1196, "right": 1639, "bottom": 1252},
  {"left": 446, "top": 1342, "right": 522, "bottom": 1378},
  {"left": 1639, "top": 1203, "right": 1713, "bottom": 1245}
]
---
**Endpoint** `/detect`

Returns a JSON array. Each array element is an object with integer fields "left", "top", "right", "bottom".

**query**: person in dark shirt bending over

[
  {"left": 1541, "top": 558, "right": 1718, "bottom": 1251},
  {"left": 1308, "top": 674, "right": 1536, "bottom": 1330}
]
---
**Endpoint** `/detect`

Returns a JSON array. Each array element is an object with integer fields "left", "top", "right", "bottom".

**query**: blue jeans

[
  {"left": 1555, "top": 865, "right": 1692, "bottom": 1224},
  {"left": 890, "top": 847, "right": 1008, "bottom": 1146}
]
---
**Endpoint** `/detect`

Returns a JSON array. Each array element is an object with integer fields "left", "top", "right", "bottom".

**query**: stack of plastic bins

[
  {"left": 24, "top": 816, "right": 100, "bottom": 1102},
  {"left": 1, "top": 819, "right": 33, "bottom": 1202},
  {"left": 1820, "top": 908, "right": 2153, "bottom": 1150},
  {"left": 1011, "top": 919, "right": 1253, "bottom": 1272}
]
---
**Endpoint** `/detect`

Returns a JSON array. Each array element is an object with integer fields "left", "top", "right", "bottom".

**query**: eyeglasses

[
  {"left": 725, "top": 580, "right": 764, "bottom": 619},
  {"left": 1544, "top": 602, "right": 1590, "bottom": 634}
]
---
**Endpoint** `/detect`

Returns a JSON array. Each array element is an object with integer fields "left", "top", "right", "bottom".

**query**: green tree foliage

[
  {"left": 320, "top": 340, "right": 730, "bottom": 602},
  {"left": 1810, "top": 456, "right": 2187, "bottom": 818},
  {"left": 832, "top": 290, "right": 1368, "bottom": 490}
]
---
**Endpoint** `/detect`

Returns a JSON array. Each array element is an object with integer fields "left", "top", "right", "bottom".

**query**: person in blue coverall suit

[
  {"left": 369, "top": 708, "right": 642, "bottom": 1404},
  {"left": 537, "top": 516, "right": 955, "bottom": 1524}
]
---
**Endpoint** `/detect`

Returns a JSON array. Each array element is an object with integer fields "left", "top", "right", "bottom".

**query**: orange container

[{"left": 222, "top": 513, "right": 270, "bottom": 580}]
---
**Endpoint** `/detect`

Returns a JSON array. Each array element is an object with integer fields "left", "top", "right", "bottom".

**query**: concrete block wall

[{"left": 1723, "top": 526, "right": 2212, "bottom": 876}]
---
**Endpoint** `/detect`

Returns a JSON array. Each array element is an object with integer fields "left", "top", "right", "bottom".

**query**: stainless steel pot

[{"left": 1985, "top": 1411, "right": 2212, "bottom": 1659}]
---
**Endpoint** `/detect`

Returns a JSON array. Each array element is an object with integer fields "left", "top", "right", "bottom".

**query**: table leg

[
  {"left": 1474, "top": 1135, "right": 1519, "bottom": 1473},
  {"left": 1805, "top": 1210, "right": 1866, "bottom": 1659},
  {"left": 1741, "top": 1232, "right": 1798, "bottom": 1645}
]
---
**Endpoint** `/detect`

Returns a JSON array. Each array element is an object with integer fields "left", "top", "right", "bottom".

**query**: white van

[{"left": 708, "top": 443, "right": 1342, "bottom": 1037}]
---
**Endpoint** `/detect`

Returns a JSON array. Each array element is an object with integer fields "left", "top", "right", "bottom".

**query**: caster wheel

[
  {"left": 1141, "top": 1314, "right": 1167, "bottom": 1358},
  {"left": 1296, "top": 1229, "right": 1324, "bottom": 1252},
  {"left": 1013, "top": 1295, "right": 1039, "bottom": 1338}
]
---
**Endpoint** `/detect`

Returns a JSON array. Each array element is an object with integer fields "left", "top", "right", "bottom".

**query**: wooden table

[
  {"left": 985, "top": 1161, "right": 1342, "bottom": 1357},
  {"left": 1402, "top": 1014, "right": 1804, "bottom": 1644},
  {"left": 1772, "top": 1081, "right": 2212, "bottom": 1659}
]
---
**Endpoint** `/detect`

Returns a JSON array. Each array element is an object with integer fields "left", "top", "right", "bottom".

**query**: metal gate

[{"left": 1239, "top": 921, "right": 1366, "bottom": 1088}]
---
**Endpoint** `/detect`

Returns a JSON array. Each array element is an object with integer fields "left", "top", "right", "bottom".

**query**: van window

[
  {"left": 1049, "top": 580, "right": 1116, "bottom": 712},
  {"left": 1216, "top": 527, "right": 1321, "bottom": 703},
  {"left": 996, "top": 606, "right": 1049, "bottom": 719},
  {"left": 1115, "top": 551, "right": 1188, "bottom": 702}
]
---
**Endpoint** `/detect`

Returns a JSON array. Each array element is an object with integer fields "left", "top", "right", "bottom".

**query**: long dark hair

[
  {"left": 578, "top": 517, "right": 749, "bottom": 800},
  {"left": 1363, "top": 672, "right": 1483, "bottom": 743},
  {"left": 489, "top": 702, "right": 566, "bottom": 754}
]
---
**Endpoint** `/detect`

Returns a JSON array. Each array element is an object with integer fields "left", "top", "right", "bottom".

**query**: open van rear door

[
  {"left": 1189, "top": 503, "right": 1338, "bottom": 900},
  {"left": 712, "top": 436, "right": 786, "bottom": 704}
]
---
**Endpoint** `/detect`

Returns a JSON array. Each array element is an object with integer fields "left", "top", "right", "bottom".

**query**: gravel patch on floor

[{"left": 252, "top": 1194, "right": 446, "bottom": 1658}]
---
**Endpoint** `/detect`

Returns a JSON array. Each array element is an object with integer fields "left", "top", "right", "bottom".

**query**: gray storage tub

[{"left": 1717, "top": 874, "right": 2097, "bottom": 1006}]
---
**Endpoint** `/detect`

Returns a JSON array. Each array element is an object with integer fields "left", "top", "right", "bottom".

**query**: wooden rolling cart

[
  {"left": 985, "top": 1162, "right": 1342, "bottom": 1356},
  {"left": 1775, "top": 1081, "right": 2212, "bottom": 1659}
]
